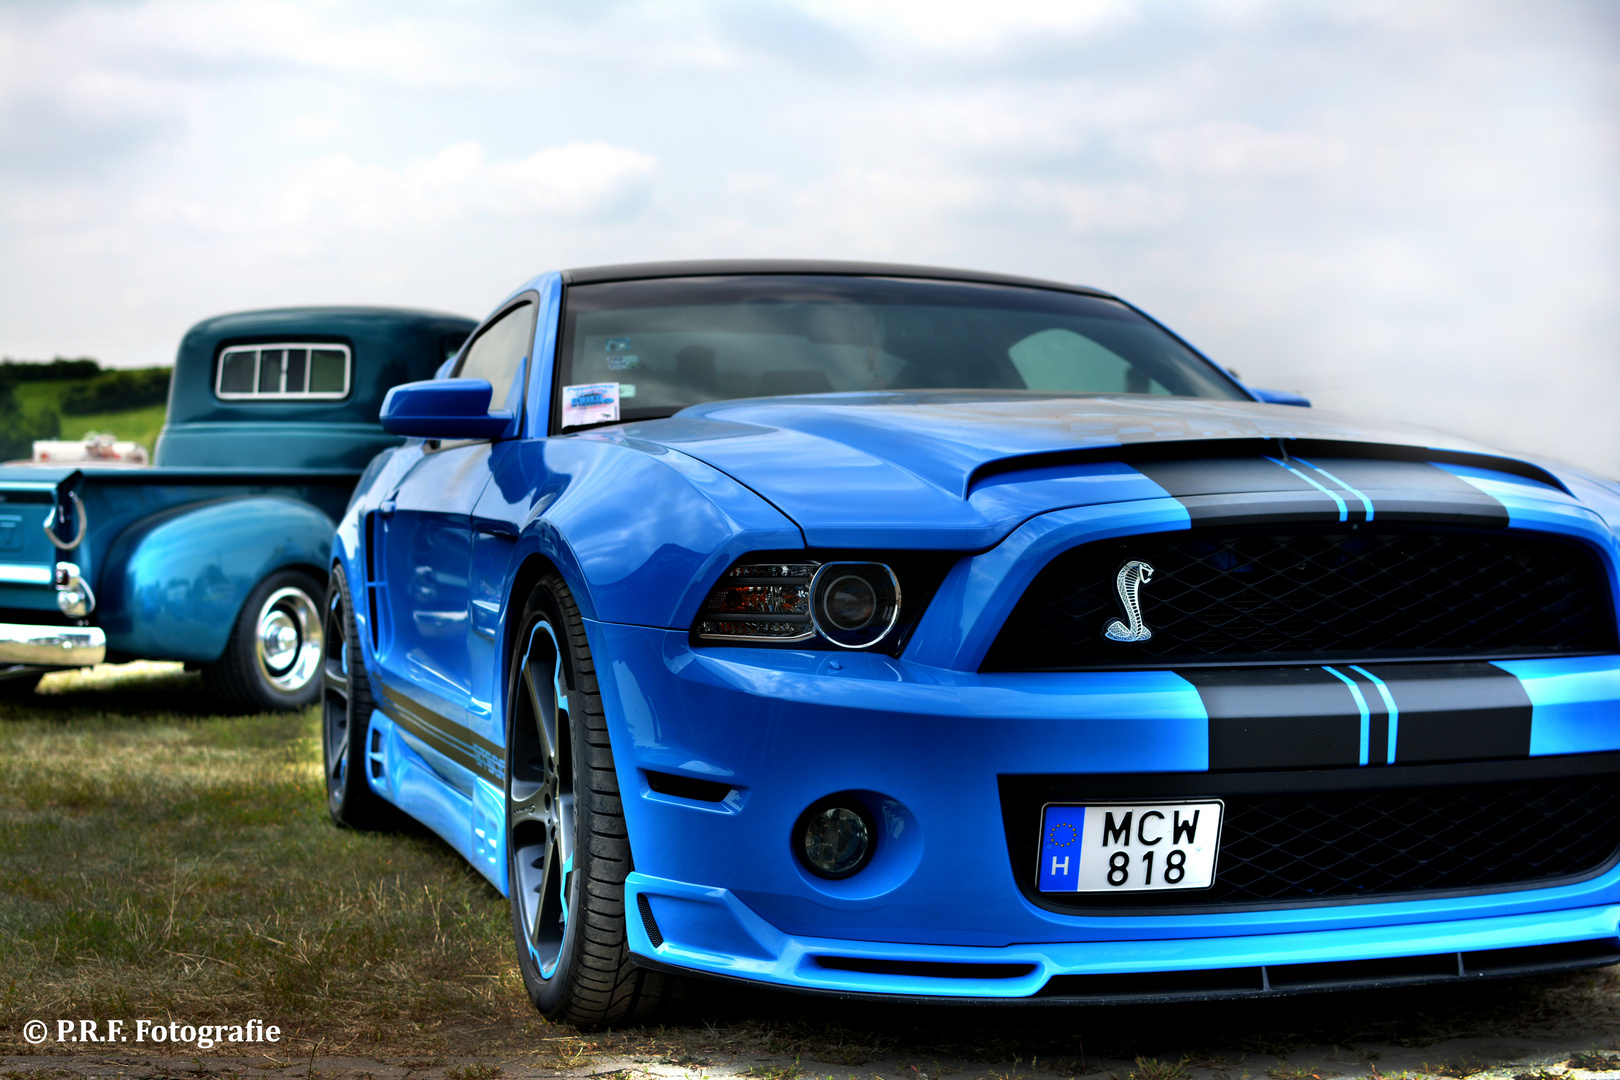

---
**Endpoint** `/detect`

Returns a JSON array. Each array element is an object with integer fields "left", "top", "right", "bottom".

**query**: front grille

[
  {"left": 982, "top": 526, "right": 1615, "bottom": 670},
  {"left": 1001, "top": 766, "right": 1620, "bottom": 911}
]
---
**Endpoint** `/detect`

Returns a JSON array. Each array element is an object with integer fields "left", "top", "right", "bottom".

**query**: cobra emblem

[{"left": 1103, "top": 560, "right": 1155, "bottom": 643}]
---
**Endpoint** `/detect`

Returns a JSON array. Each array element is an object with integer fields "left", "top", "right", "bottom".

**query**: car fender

[
  {"left": 483, "top": 435, "right": 804, "bottom": 630},
  {"left": 97, "top": 495, "right": 335, "bottom": 662}
]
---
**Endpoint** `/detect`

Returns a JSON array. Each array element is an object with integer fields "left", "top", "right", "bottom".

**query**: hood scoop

[{"left": 597, "top": 394, "right": 1561, "bottom": 549}]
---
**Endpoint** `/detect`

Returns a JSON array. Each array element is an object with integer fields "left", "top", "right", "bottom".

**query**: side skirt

[{"left": 366, "top": 708, "right": 508, "bottom": 894}]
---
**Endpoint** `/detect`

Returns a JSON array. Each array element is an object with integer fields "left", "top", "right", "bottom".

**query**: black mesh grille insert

[
  {"left": 1004, "top": 771, "right": 1620, "bottom": 911},
  {"left": 983, "top": 527, "right": 1615, "bottom": 670},
  {"left": 637, "top": 893, "right": 664, "bottom": 948}
]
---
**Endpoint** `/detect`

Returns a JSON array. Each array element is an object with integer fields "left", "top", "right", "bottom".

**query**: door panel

[{"left": 375, "top": 443, "right": 493, "bottom": 729}]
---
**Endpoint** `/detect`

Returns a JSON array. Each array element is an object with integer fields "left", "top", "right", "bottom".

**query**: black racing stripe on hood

[
  {"left": 1136, "top": 458, "right": 1363, "bottom": 525},
  {"left": 1136, "top": 456, "right": 1509, "bottom": 528},
  {"left": 967, "top": 438, "right": 1569, "bottom": 497},
  {"left": 1185, "top": 662, "right": 1532, "bottom": 771},
  {"left": 1293, "top": 458, "right": 1510, "bottom": 526}
]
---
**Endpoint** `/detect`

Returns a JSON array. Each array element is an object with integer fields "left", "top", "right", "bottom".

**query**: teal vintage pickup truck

[{"left": 0, "top": 306, "right": 476, "bottom": 710}]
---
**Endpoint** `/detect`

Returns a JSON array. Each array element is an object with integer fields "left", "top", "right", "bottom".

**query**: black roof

[{"left": 560, "top": 259, "right": 1115, "bottom": 298}]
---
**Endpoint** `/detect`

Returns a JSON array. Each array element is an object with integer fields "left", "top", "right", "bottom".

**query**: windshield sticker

[
  {"left": 562, "top": 382, "right": 620, "bottom": 427},
  {"left": 604, "top": 338, "right": 631, "bottom": 352},
  {"left": 619, "top": 383, "right": 637, "bottom": 398},
  {"left": 607, "top": 353, "right": 639, "bottom": 371}
]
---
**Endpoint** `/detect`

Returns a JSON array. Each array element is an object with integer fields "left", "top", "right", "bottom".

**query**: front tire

[
  {"left": 322, "top": 565, "right": 396, "bottom": 830},
  {"left": 506, "top": 574, "right": 673, "bottom": 1028},
  {"left": 203, "top": 568, "right": 325, "bottom": 712}
]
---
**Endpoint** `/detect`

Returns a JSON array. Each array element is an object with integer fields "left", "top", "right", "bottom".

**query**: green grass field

[
  {"left": 4, "top": 665, "right": 1620, "bottom": 1071},
  {"left": 12, "top": 380, "right": 168, "bottom": 457},
  {"left": 0, "top": 664, "right": 543, "bottom": 1059}
]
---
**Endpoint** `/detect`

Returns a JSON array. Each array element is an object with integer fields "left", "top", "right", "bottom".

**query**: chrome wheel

[
  {"left": 255, "top": 586, "right": 323, "bottom": 693},
  {"left": 508, "top": 619, "right": 574, "bottom": 979}
]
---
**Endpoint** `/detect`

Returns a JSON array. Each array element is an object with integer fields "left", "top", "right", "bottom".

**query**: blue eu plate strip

[{"left": 1038, "top": 806, "right": 1086, "bottom": 891}]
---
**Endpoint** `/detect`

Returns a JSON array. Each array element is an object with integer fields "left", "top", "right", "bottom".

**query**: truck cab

[{"left": 0, "top": 306, "right": 477, "bottom": 710}]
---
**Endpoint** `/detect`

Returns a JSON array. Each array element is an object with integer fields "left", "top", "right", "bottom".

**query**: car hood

[{"left": 589, "top": 392, "right": 1575, "bottom": 549}]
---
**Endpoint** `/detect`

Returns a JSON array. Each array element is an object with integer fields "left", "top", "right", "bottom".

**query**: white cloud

[
  {"left": 278, "top": 142, "right": 657, "bottom": 231},
  {"left": 725, "top": 172, "right": 776, "bottom": 195},
  {"left": 801, "top": 0, "right": 1132, "bottom": 53},
  {"left": 0, "top": 0, "right": 1616, "bottom": 476},
  {"left": 1146, "top": 123, "right": 1351, "bottom": 178}
]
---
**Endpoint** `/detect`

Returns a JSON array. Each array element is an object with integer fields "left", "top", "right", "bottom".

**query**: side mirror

[
  {"left": 380, "top": 379, "right": 514, "bottom": 438},
  {"left": 1248, "top": 386, "right": 1312, "bottom": 408}
]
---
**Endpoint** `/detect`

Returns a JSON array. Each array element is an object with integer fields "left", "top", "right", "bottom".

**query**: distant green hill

[
  {"left": 16, "top": 382, "right": 168, "bottom": 452},
  {"left": 4, "top": 363, "right": 172, "bottom": 460}
]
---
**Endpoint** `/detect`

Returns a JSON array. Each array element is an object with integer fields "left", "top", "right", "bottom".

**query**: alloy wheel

[
  {"left": 322, "top": 590, "right": 352, "bottom": 797},
  {"left": 508, "top": 619, "right": 574, "bottom": 978}
]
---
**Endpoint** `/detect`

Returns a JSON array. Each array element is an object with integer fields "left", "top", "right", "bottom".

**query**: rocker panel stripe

[{"left": 376, "top": 681, "right": 506, "bottom": 783}]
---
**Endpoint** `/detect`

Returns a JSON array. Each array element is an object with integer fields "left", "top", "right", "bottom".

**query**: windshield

[{"left": 555, "top": 275, "right": 1245, "bottom": 430}]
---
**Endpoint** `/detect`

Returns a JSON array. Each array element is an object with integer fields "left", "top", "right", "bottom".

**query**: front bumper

[
  {"left": 627, "top": 876, "right": 1620, "bottom": 1000},
  {"left": 0, "top": 622, "right": 106, "bottom": 667},
  {"left": 589, "top": 619, "right": 1620, "bottom": 997}
]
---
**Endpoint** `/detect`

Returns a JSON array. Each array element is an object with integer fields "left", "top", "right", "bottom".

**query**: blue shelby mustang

[{"left": 321, "top": 260, "right": 1620, "bottom": 1028}]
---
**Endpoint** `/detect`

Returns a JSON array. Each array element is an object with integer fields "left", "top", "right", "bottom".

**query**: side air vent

[
  {"left": 645, "top": 770, "right": 733, "bottom": 803},
  {"left": 811, "top": 956, "right": 1036, "bottom": 980},
  {"left": 637, "top": 893, "right": 664, "bottom": 948}
]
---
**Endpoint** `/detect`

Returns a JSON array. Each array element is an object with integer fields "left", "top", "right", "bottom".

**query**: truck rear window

[{"left": 217, "top": 343, "right": 351, "bottom": 400}]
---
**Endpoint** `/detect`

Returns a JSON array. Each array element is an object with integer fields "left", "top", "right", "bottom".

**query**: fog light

[{"left": 796, "top": 798, "right": 876, "bottom": 879}]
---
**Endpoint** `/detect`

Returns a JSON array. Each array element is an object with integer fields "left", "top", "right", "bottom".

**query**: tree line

[{"left": 0, "top": 357, "right": 173, "bottom": 461}]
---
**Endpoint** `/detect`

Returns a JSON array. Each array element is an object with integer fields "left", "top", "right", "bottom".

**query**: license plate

[{"left": 1037, "top": 801, "right": 1223, "bottom": 893}]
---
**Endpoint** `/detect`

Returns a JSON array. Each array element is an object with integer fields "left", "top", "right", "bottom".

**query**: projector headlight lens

[
  {"left": 822, "top": 574, "right": 877, "bottom": 630},
  {"left": 811, "top": 562, "right": 899, "bottom": 648}
]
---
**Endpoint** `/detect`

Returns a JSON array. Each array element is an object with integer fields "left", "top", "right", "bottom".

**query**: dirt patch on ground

[{"left": 8, "top": 966, "right": 1620, "bottom": 1080}]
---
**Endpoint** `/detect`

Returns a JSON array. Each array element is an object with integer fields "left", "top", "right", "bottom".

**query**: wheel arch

[
  {"left": 97, "top": 496, "right": 335, "bottom": 663},
  {"left": 503, "top": 550, "right": 576, "bottom": 693}
]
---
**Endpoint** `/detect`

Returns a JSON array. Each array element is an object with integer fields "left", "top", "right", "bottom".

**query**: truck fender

[{"left": 97, "top": 496, "right": 335, "bottom": 663}]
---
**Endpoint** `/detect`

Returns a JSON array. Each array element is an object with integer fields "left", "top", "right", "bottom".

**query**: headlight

[
  {"left": 692, "top": 551, "right": 955, "bottom": 653},
  {"left": 810, "top": 563, "right": 899, "bottom": 649},
  {"left": 694, "top": 562, "right": 817, "bottom": 641}
]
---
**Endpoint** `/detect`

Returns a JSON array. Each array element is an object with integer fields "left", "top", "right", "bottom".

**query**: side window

[
  {"left": 1008, "top": 329, "right": 1168, "bottom": 395},
  {"left": 216, "top": 343, "right": 351, "bottom": 400},
  {"left": 454, "top": 301, "right": 536, "bottom": 413}
]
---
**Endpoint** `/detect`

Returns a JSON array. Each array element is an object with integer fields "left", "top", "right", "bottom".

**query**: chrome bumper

[{"left": 0, "top": 623, "right": 106, "bottom": 666}]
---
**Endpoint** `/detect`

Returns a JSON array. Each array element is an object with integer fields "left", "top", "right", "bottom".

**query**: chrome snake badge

[{"left": 1103, "top": 560, "right": 1155, "bottom": 643}]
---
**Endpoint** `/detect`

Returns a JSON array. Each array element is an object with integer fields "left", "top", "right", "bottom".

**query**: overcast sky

[{"left": 2, "top": 0, "right": 1617, "bottom": 475}]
